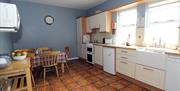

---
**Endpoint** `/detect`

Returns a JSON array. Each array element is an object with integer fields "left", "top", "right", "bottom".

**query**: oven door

[
  {"left": 87, "top": 47, "right": 92, "bottom": 53},
  {"left": 87, "top": 53, "right": 93, "bottom": 64}
]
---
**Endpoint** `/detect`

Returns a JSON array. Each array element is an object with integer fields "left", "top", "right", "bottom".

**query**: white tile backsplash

[{"left": 90, "top": 29, "right": 115, "bottom": 43}]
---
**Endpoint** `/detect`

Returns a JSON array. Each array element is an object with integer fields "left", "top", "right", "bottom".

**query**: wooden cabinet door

[
  {"left": 119, "top": 59, "right": 135, "bottom": 78},
  {"left": 81, "top": 44, "right": 87, "bottom": 59},
  {"left": 99, "top": 12, "right": 111, "bottom": 33},
  {"left": 135, "top": 64, "right": 165, "bottom": 89},
  {"left": 94, "top": 46, "right": 103, "bottom": 65},
  {"left": 86, "top": 17, "right": 91, "bottom": 33},
  {"left": 116, "top": 54, "right": 136, "bottom": 78},
  {"left": 99, "top": 12, "right": 106, "bottom": 32}
]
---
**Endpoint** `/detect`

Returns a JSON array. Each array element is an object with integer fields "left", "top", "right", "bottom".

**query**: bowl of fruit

[{"left": 12, "top": 50, "right": 27, "bottom": 61}]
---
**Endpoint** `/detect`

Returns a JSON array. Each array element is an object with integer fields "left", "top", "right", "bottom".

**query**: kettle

[{"left": 102, "top": 38, "right": 105, "bottom": 44}]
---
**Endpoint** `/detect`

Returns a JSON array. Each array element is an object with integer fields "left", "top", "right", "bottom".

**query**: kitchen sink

[
  {"left": 136, "top": 47, "right": 167, "bottom": 70},
  {"left": 136, "top": 47, "right": 170, "bottom": 54}
]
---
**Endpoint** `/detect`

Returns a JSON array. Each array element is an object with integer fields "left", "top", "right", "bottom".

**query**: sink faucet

[{"left": 158, "top": 38, "right": 161, "bottom": 47}]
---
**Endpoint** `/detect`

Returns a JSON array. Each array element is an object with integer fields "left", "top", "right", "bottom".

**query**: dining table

[
  {"left": 0, "top": 59, "right": 33, "bottom": 91},
  {"left": 30, "top": 51, "right": 66, "bottom": 73}
]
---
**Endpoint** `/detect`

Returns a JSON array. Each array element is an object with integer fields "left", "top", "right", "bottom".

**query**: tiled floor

[{"left": 33, "top": 60, "right": 150, "bottom": 91}]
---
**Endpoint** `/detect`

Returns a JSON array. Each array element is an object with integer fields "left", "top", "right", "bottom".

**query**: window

[
  {"left": 144, "top": 0, "right": 180, "bottom": 49},
  {"left": 115, "top": 8, "right": 137, "bottom": 45}
]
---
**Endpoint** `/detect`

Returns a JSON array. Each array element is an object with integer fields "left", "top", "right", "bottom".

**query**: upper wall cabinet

[
  {"left": 86, "top": 17, "right": 91, "bottom": 33},
  {"left": 86, "top": 11, "right": 112, "bottom": 33},
  {"left": 98, "top": 12, "right": 112, "bottom": 33}
]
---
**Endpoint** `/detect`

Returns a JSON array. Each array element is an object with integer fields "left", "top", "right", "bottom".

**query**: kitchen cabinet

[
  {"left": 116, "top": 48, "right": 136, "bottom": 78},
  {"left": 103, "top": 47, "right": 115, "bottom": 75},
  {"left": 81, "top": 44, "right": 87, "bottom": 59},
  {"left": 165, "top": 56, "right": 180, "bottom": 91},
  {"left": 98, "top": 12, "right": 112, "bottom": 33},
  {"left": 135, "top": 64, "right": 165, "bottom": 90},
  {"left": 86, "top": 17, "right": 91, "bottom": 33},
  {"left": 76, "top": 17, "right": 86, "bottom": 58},
  {"left": 94, "top": 45, "right": 103, "bottom": 65},
  {"left": 90, "top": 15, "right": 99, "bottom": 29},
  {"left": 86, "top": 11, "right": 112, "bottom": 33}
]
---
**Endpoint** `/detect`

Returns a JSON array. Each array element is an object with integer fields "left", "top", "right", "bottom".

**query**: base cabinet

[
  {"left": 165, "top": 56, "right": 180, "bottom": 91},
  {"left": 94, "top": 45, "right": 103, "bottom": 65},
  {"left": 117, "top": 59, "right": 135, "bottom": 78},
  {"left": 116, "top": 48, "right": 136, "bottom": 78},
  {"left": 81, "top": 44, "right": 87, "bottom": 59},
  {"left": 135, "top": 64, "right": 165, "bottom": 89}
]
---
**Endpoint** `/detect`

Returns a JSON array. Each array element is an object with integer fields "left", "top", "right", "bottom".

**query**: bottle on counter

[{"left": 126, "top": 34, "right": 130, "bottom": 46}]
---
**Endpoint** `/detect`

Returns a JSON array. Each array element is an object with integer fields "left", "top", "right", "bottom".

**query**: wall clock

[{"left": 44, "top": 15, "right": 54, "bottom": 25}]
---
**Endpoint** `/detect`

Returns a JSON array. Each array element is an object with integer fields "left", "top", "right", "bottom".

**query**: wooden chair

[
  {"left": 39, "top": 52, "right": 59, "bottom": 81},
  {"left": 64, "top": 46, "right": 70, "bottom": 72}
]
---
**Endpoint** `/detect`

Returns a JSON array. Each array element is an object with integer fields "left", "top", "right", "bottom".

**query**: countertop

[{"left": 93, "top": 43, "right": 180, "bottom": 56}]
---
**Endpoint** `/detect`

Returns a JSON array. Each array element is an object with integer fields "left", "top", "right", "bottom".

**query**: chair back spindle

[{"left": 39, "top": 53, "right": 58, "bottom": 67}]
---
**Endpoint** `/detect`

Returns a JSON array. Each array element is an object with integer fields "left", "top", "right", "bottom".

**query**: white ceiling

[{"left": 18, "top": 0, "right": 107, "bottom": 10}]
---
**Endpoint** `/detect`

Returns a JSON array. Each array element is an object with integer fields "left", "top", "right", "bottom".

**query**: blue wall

[
  {"left": 0, "top": 0, "right": 10, "bottom": 3},
  {"left": 0, "top": 0, "right": 13, "bottom": 54},
  {"left": 88, "top": 0, "right": 134, "bottom": 15},
  {"left": 10, "top": 1, "right": 86, "bottom": 57}
]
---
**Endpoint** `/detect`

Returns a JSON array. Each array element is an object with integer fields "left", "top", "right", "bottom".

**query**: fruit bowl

[
  {"left": 13, "top": 55, "right": 27, "bottom": 61},
  {"left": 12, "top": 50, "right": 27, "bottom": 61}
]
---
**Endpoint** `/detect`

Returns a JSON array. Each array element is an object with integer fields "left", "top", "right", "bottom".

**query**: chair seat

[{"left": 42, "top": 63, "right": 58, "bottom": 68}]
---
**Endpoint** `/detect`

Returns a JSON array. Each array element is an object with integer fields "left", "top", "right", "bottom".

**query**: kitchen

[
  {"left": 0, "top": 0, "right": 180, "bottom": 91},
  {"left": 77, "top": 0, "right": 180, "bottom": 91}
]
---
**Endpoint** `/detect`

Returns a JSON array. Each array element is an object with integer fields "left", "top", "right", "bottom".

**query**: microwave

[{"left": 103, "top": 38, "right": 113, "bottom": 44}]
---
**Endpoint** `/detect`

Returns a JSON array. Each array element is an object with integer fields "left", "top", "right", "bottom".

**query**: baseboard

[{"left": 67, "top": 57, "right": 79, "bottom": 60}]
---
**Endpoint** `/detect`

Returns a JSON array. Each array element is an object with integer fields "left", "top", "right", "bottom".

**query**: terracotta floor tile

[
  {"left": 84, "top": 84, "right": 100, "bottom": 91},
  {"left": 94, "top": 80, "right": 108, "bottom": 88},
  {"left": 86, "top": 76, "right": 99, "bottom": 83},
  {"left": 96, "top": 73, "right": 108, "bottom": 79},
  {"left": 109, "top": 75, "right": 122, "bottom": 80},
  {"left": 37, "top": 85, "right": 51, "bottom": 91},
  {"left": 89, "top": 76, "right": 100, "bottom": 82},
  {"left": 103, "top": 77, "right": 116, "bottom": 84},
  {"left": 71, "top": 87, "right": 85, "bottom": 91},
  {"left": 100, "top": 86, "right": 117, "bottom": 91},
  {"left": 35, "top": 80, "right": 49, "bottom": 87},
  {"left": 109, "top": 81, "right": 127, "bottom": 90},
  {"left": 118, "top": 79, "right": 132, "bottom": 86},
  {"left": 126, "top": 84, "right": 146, "bottom": 91},
  {"left": 65, "top": 82, "right": 80, "bottom": 90},
  {"left": 72, "top": 74, "right": 83, "bottom": 81},
  {"left": 49, "top": 80, "right": 64, "bottom": 87},
  {"left": 33, "top": 60, "right": 154, "bottom": 91},
  {"left": 52, "top": 87, "right": 68, "bottom": 91},
  {"left": 77, "top": 79, "right": 90, "bottom": 86},
  {"left": 81, "top": 73, "right": 91, "bottom": 78},
  {"left": 62, "top": 78, "right": 75, "bottom": 85}
]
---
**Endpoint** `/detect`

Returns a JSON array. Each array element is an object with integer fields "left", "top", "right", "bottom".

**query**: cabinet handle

[
  {"left": 121, "top": 51, "right": 128, "bottom": 53},
  {"left": 121, "top": 61, "right": 128, "bottom": 64},
  {"left": 143, "top": 67, "right": 154, "bottom": 71},
  {"left": 121, "top": 57, "right": 128, "bottom": 59}
]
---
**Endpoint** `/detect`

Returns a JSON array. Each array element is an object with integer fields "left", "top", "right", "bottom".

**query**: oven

[{"left": 86, "top": 43, "right": 94, "bottom": 64}]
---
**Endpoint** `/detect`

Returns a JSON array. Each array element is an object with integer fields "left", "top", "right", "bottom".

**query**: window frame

[
  {"left": 144, "top": 1, "right": 180, "bottom": 49},
  {"left": 116, "top": 7, "right": 138, "bottom": 45}
]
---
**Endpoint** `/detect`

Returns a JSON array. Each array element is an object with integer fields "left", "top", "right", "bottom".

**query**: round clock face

[{"left": 44, "top": 15, "right": 54, "bottom": 25}]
